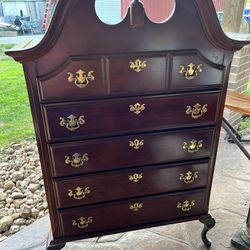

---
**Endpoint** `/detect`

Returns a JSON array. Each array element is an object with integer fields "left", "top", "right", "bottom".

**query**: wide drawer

[
  {"left": 58, "top": 189, "right": 206, "bottom": 237},
  {"left": 54, "top": 161, "right": 209, "bottom": 209},
  {"left": 44, "top": 92, "right": 219, "bottom": 142},
  {"left": 50, "top": 127, "right": 214, "bottom": 177}
]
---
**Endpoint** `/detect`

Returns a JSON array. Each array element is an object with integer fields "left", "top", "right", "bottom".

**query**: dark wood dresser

[{"left": 6, "top": 0, "right": 249, "bottom": 249}]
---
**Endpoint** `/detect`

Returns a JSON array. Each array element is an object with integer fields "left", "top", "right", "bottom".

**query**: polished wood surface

[
  {"left": 59, "top": 189, "right": 206, "bottom": 237},
  {"left": 44, "top": 93, "right": 219, "bottom": 142},
  {"left": 55, "top": 161, "right": 209, "bottom": 208},
  {"left": 50, "top": 128, "right": 214, "bottom": 177},
  {"left": 6, "top": 0, "right": 249, "bottom": 248}
]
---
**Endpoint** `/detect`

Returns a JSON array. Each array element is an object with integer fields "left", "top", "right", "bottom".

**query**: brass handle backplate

[
  {"left": 72, "top": 216, "right": 93, "bottom": 229},
  {"left": 130, "top": 103, "right": 146, "bottom": 115},
  {"left": 129, "top": 59, "right": 147, "bottom": 73},
  {"left": 130, "top": 203, "right": 143, "bottom": 211},
  {"left": 59, "top": 114, "right": 85, "bottom": 131},
  {"left": 179, "top": 63, "right": 202, "bottom": 80},
  {"left": 68, "top": 186, "right": 90, "bottom": 200},
  {"left": 186, "top": 103, "right": 208, "bottom": 119},
  {"left": 177, "top": 200, "right": 195, "bottom": 212},
  {"left": 65, "top": 153, "right": 89, "bottom": 168},
  {"left": 129, "top": 173, "right": 143, "bottom": 183},
  {"left": 68, "top": 69, "right": 95, "bottom": 88},
  {"left": 183, "top": 139, "right": 203, "bottom": 153},
  {"left": 179, "top": 171, "right": 199, "bottom": 184},
  {"left": 129, "top": 139, "right": 144, "bottom": 150}
]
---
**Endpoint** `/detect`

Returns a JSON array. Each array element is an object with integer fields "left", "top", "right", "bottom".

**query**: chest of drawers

[{"left": 6, "top": 0, "right": 249, "bottom": 249}]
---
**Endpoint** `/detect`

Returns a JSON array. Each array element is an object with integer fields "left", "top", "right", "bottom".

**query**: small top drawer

[
  {"left": 170, "top": 52, "right": 225, "bottom": 89},
  {"left": 43, "top": 92, "right": 219, "bottom": 142},
  {"left": 38, "top": 58, "right": 106, "bottom": 101},
  {"left": 108, "top": 55, "right": 166, "bottom": 94}
]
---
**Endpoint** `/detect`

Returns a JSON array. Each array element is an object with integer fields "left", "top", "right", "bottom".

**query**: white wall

[{"left": 2, "top": 2, "right": 27, "bottom": 17}]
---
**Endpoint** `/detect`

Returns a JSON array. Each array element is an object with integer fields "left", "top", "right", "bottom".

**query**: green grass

[{"left": 0, "top": 45, "right": 34, "bottom": 147}]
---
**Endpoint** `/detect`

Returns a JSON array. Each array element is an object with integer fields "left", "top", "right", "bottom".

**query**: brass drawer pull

[
  {"left": 177, "top": 200, "right": 195, "bottom": 212},
  {"left": 129, "top": 59, "right": 147, "bottom": 73},
  {"left": 59, "top": 114, "right": 85, "bottom": 131},
  {"left": 68, "top": 69, "right": 95, "bottom": 88},
  {"left": 130, "top": 103, "right": 146, "bottom": 115},
  {"left": 129, "top": 139, "right": 144, "bottom": 150},
  {"left": 186, "top": 103, "right": 208, "bottom": 119},
  {"left": 68, "top": 186, "right": 91, "bottom": 200},
  {"left": 72, "top": 216, "right": 93, "bottom": 229},
  {"left": 129, "top": 173, "right": 143, "bottom": 183},
  {"left": 65, "top": 153, "right": 89, "bottom": 168},
  {"left": 130, "top": 203, "right": 143, "bottom": 212},
  {"left": 179, "top": 171, "right": 199, "bottom": 184},
  {"left": 183, "top": 139, "right": 203, "bottom": 153},
  {"left": 179, "top": 63, "right": 202, "bottom": 80}
]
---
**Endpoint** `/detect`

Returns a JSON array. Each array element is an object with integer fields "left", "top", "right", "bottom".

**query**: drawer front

[
  {"left": 39, "top": 59, "right": 105, "bottom": 101},
  {"left": 170, "top": 53, "right": 225, "bottom": 89},
  {"left": 59, "top": 189, "right": 206, "bottom": 237},
  {"left": 50, "top": 128, "right": 214, "bottom": 177},
  {"left": 109, "top": 56, "right": 166, "bottom": 94},
  {"left": 54, "top": 162, "right": 209, "bottom": 209},
  {"left": 44, "top": 92, "right": 219, "bottom": 141}
]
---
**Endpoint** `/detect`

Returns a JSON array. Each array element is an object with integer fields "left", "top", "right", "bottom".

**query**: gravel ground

[{"left": 0, "top": 140, "right": 48, "bottom": 243}]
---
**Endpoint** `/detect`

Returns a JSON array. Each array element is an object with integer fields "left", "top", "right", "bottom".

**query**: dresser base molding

[
  {"left": 47, "top": 213, "right": 215, "bottom": 249},
  {"left": 199, "top": 214, "right": 216, "bottom": 247}
]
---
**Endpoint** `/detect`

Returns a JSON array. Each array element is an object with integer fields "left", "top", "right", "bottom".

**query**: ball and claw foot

[{"left": 199, "top": 214, "right": 216, "bottom": 247}]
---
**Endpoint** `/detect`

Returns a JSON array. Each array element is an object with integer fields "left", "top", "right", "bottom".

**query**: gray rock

[
  {"left": 7, "top": 208, "right": 15, "bottom": 216},
  {"left": 13, "top": 218, "right": 26, "bottom": 226},
  {"left": 8, "top": 225, "right": 20, "bottom": 234},
  {"left": 11, "top": 192, "right": 25, "bottom": 199},
  {"left": 0, "top": 192, "right": 7, "bottom": 201},
  {"left": 11, "top": 213, "right": 20, "bottom": 220},
  {"left": 5, "top": 198, "right": 13, "bottom": 204},
  {"left": 20, "top": 205, "right": 31, "bottom": 219},
  {"left": 28, "top": 183, "right": 40, "bottom": 193},
  {"left": 12, "top": 171, "right": 24, "bottom": 181},
  {"left": 0, "top": 216, "right": 13, "bottom": 232},
  {"left": 13, "top": 199, "right": 24, "bottom": 208},
  {"left": 4, "top": 181, "right": 15, "bottom": 191},
  {"left": 0, "top": 163, "right": 8, "bottom": 168},
  {"left": 31, "top": 208, "right": 39, "bottom": 219}
]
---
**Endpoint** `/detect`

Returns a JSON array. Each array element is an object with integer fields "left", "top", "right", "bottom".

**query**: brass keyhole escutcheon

[
  {"left": 130, "top": 203, "right": 143, "bottom": 212},
  {"left": 129, "top": 173, "right": 143, "bottom": 183},
  {"left": 130, "top": 103, "right": 146, "bottom": 115},
  {"left": 129, "top": 59, "right": 147, "bottom": 73},
  {"left": 129, "top": 139, "right": 144, "bottom": 150}
]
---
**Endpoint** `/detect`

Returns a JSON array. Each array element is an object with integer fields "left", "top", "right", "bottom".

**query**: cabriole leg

[{"left": 199, "top": 214, "right": 216, "bottom": 247}]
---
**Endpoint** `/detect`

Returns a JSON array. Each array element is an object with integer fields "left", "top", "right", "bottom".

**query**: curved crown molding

[{"left": 5, "top": 0, "right": 250, "bottom": 62}]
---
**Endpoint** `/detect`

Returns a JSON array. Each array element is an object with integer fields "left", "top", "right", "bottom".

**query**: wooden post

[{"left": 222, "top": 0, "right": 246, "bottom": 32}]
